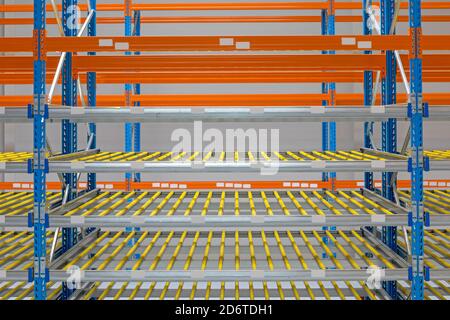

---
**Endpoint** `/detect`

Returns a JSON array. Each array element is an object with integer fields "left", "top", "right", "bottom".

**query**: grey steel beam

[
  {"left": 361, "top": 227, "right": 410, "bottom": 268},
  {"left": 50, "top": 229, "right": 101, "bottom": 269},
  {"left": 1, "top": 160, "right": 450, "bottom": 173},
  {"left": 49, "top": 269, "right": 410, "bottom": 282},
  {"left": 2, "top": 214, "right": 449, "bottom": 229},
  {"left": 0, "top": 214, "right": 410, "bottom": 229},
  {"left": 4, "top": 268, "right": 449, "bottom": 282},
  {"left": 49, "top": 160, "right": 450, "bottom": 173},
  {"left": 2, "top": 106, "right": 450, "bottom": 123},
  {"left": 362, "top": 188, "right": 409, "bottom": 213},
  {"left": 48, "top": 188, "right": 101, "bottom": 216},
  {"left": 360, "top": 147, "right": 407, "bottom": 159}
]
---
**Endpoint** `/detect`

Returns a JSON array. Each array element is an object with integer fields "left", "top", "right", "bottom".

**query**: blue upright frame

[
  {"left": 323, "top": 0, "right": 336, "bottom": 187},
  {"left": 327, "top": 0, "right": 336, "bottom": 161},
  {"left": 381, "top": 0, "right": 398, "bottom": 202},
  {"left": 321, "top": 9, "right": 329, "bottom": 183},
  {"left": 61, "top": 0, "right": 78, "bottom": 249},
  {"left": 87, "top": 0, "right": 97, "bottom": 191},
  {"left": 409, "top": 0, "right": 425, "bottom": 300},
  {"left": 380, "top": 0, "right": 398, "bottom": 299},
  {"left": 32, "top": 0, "right": 48, "bottom": 300},
  {"left": 124, "top": 0, "right": 133, "bottom": 187},
  {"left": 61, "top": 0, "right": 79, "bottom": 300},
  {"left": 363, "top": 0, "right": 374, "bottom": 190},
  {"left": 133, "top": 10, "right": 141, "bottom": 182}
]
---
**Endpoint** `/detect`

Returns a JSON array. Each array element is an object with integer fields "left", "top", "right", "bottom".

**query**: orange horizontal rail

[
  {"left": 0, "top": 3, "right": 329, "bottom": 12},
  {"left": 0, "top": 35, "right": 415, "bottom": 52},
  {"left": 1, "top": 93, "right": 449, "bottom": 107},
  {"left": 51, "top": 35, "right": 415, "bottom": 52},
  {"left": 2, "top": 35, "right": 450, "bottom": 52},
  {"left": 2, "top": 15, "right": 450, "bottom": 25},
  {"left": 0, "top": 54, "right": 387, "bottom": 72},
  {"left": 74, "top": 55, "right": 386, "bottom": 72},
  {"left": 2, "top": 70, "right": 450, "bottom": 85},
  {"left": 2, "top": 54, "right": 450, "bottom": 75},
  {"left": 67, "top": 54, "right": 450, "bottom": 73},
  {"left": 2, "top": 2, "right": 450, "bottom": 12},
  {"left": 1, "top": 180, "right": 449, "bottom": 191},
  {"left": 59, "top": 54, "right": 450, "bottom": 72}
]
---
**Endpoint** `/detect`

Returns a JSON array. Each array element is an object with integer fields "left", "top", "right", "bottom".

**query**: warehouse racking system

[{"left": 0, "top": 0, "right": 449, "bottom": 301}]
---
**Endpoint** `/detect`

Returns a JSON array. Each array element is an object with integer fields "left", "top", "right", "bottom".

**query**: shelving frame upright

[
  {"left": 381, "top": 0, "right": 398, "bottom": 298},
  {"left": 408, "top": 0, "right": 425, "bottom": 300},
  {"left": 61, "top": 0, "right": 79, "bottom": 275},
  {"left": 31, "top": 0, "right": 48, "bottom": 301},
  {"left": 87, "top": 0, "right": 97, "bottom": 192},
  {"left": 363, "top": 0, "right": 375, "bottom": 191}
]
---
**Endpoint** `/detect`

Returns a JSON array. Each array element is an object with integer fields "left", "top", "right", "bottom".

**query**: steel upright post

[
  {"left": 61, "top": 0, "right": 79, "bottom": 300},
  {"left": 381, "top": 0, "right": 398, "bottom": 202},
  {"left": 381, "top": 0, "right": 398, "bottom": 299},
  {"left": 409, "top": 0, "right": 425, "bottom": 300},
  {"left": 124, "top": 0, "right": 132, "bottom": 190},
  {"left": 321, "top": 9, "right": 329, "bottom": 183},
  {"left": 363, "top": 0, "right": 374, "bottom": 190},
  {"left": 328, "top": 0, "right": 336, "bottom": 189},
  {"left": 32, "top": 0, "right": 48, "bottom": 300},
  {"left": 133, "top": 9, "right": 141, "bottom": 183},
  {"left": 87, "top": 0, "right": 97, "bottom": 191}
]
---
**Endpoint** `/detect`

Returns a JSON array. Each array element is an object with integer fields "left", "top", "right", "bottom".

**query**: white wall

[{"left": 1, "top": 0, "right": 449, "bottom": 182}]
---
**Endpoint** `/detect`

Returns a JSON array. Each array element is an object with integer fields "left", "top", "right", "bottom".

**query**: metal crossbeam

[{"left": 2, "top": 106, "right": 450, "bottom": 122}]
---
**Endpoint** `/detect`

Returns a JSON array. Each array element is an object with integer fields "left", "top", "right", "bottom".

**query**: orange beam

[
  {"left": 2, "top": 2, "right": 450, "bottom": 12},
  {"left": 0, "top": 55, "right": 387, "bottom": 72},
  {"left": 71, "top": 54, "right": 450, "bottom": 73},
  {"left": 49, "top": 35, "right": 414, "bottom": 52},
  {"left": 2, "top": 15, "right": 450, "bottom": 25},
  {"left": 0, "top": 35, "right": 415, "bottom": 52},
  {"left": 70, "top": 54, "right": 450, "bottom": 73},
  {"left": 2, "top": 70, "right": 450, "bottom": 85},
  {"left": 1, "top": 54, "right": 450, "bottom": 74},
  {"left": 0, "top": 3, "right": 328, "bottom": 12},
  {"left": 1, "top": 180, "right": 449, "bottom": 191},
  {"left": 2, "top": 71, "right": 368, "bottom": 84},
  {"left": 71, "top": 55, "right": 387, "bottom": 72},
  {"left": 2, "top": 35, "right": 450, "bottom": 53}
]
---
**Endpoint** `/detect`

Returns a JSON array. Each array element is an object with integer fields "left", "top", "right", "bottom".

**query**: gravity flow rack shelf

[{"left": 0, "top": 0, "right": 450, "bottom": 301}]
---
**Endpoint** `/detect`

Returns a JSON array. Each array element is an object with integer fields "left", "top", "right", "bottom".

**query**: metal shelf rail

[
  {"left": 0, "top": 0, "right": 448, "bottom": 300},
  {"left": 3, "top": 105, "right": 450, "bottom": 122}
]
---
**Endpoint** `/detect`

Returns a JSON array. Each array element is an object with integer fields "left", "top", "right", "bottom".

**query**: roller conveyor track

[
  {"left": 0, "top": 191, "right": 61, "bottom": 217},
  {"left": 396, "top": 229, "right": 450, "bottom": 300},
  {"left": 0, "top": 152, "right": 33, "bottom": 162},
  {"left": 0, "top": 187, "right": 448, "bottom": 221},
  {"left": 0, "top": 229, "right": 401, "bottom": 300},
  {"left": 390, "top": 189, "right": 450, "bottom": 300},
  {"left": 0, "top": 188, "right": 411, "bottom": 218},
  {"left": 0, "top": 189, "right": 432, "bottom": 229},
  {"left": 2, "top": 150, "right": 450, "bottom": 174},
  {"left": 0, "top": 227, "right": 447, "bottom": 300},
  {"left": 0, "top": 190, "right": 448, "bottom": 300},
  {"left": 0, "top": 230, "right": 62, "bottom": 300},
  {"left": 3, "top": 150, "right": 450, "bottom": 162}
]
